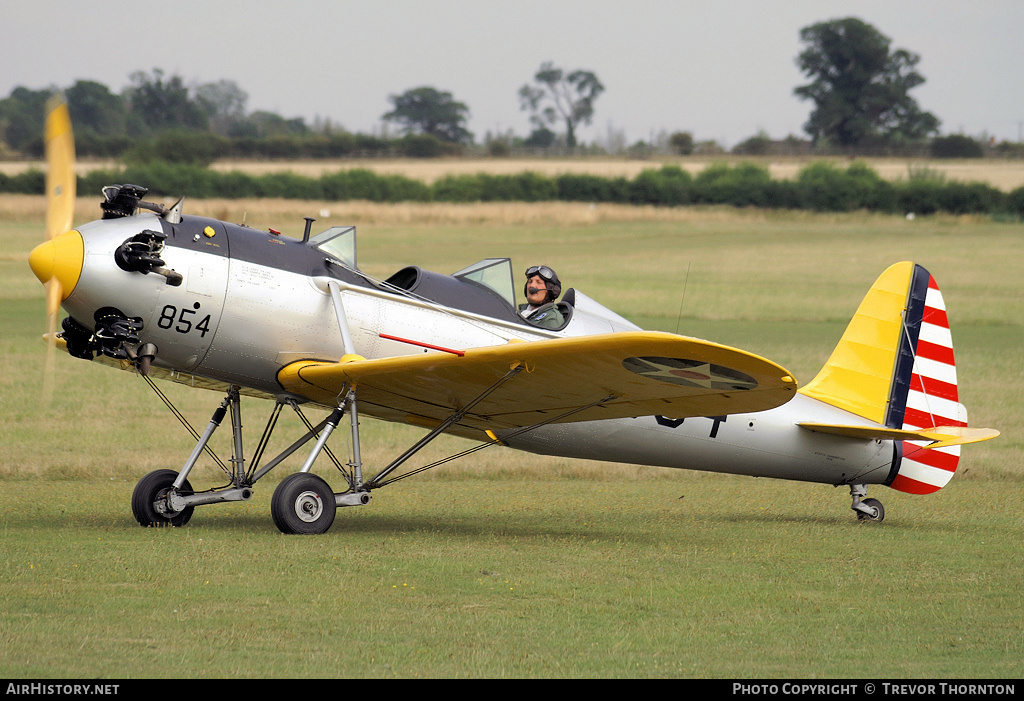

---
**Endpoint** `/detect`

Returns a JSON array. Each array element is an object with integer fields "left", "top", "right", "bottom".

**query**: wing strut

[
  {"left": 327, "top": 280, "right": 357, "bottom": 356},
  {"left": 367, "top": 391, "right": 618, "bottom": 489},
  {"left": 362, "top": 363, "right": 526, "bottom": 489},
  {"left": 321, "top": 281, "right": 366, "bottom": 489}
]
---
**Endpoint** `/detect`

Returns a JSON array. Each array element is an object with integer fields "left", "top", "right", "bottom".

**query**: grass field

[{"left": 1, "top": 196, "right": 1021, "bottom": 678}]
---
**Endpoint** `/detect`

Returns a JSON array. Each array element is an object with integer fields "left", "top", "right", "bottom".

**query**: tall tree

[
  {"left": 519, "top": 62, "right": 604, "bottom": 149},
  {"left": 66, "top": 80, "right": 128, "bottom": 136},
  {"left": 382, "top": 86, "right": 472, "bottom": 144},
  {"left": 0, "top": 86, "right": 51, "bottom": 153},
  {"left": 194, "top": 79, "right": 249, "bottom": 136},
  {"left": 124, "top": 69, "right": 209, "bottom": 133},
  {"left": 794, "top": 17, "right": 939, "bottom": 149}
]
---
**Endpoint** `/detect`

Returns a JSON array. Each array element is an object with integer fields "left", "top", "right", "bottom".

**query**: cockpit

[
  {"left": 310, "top": 225, "right": 572, "bottom": 329},
  {"left": 308, "top": 224, "right": 643, "bottom": 335},
  {"left": 383, "top": 258, "right": 552, "bottom": 326}
]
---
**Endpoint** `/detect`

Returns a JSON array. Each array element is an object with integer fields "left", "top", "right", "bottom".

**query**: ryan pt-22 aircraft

[{"left": 28, "top": 100, "right": 999, "bottom": 533}]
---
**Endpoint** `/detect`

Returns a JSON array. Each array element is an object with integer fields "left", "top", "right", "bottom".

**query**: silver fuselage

[{"left": 64, "top": 213, "right": 899, "bottom": 488}]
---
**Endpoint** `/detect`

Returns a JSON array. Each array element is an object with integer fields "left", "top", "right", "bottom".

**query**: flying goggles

[{"left": 524, "top": 265, "right": 561, "bottom": 301}]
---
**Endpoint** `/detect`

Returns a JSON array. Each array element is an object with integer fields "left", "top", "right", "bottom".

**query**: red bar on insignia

[{"left": 379, "top": 333, "right": 466, "bottom": 356}]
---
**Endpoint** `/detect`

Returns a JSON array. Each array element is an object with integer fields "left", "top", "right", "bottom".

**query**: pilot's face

[{"left": 526, "top": 275, "right": 548, "bottom": 305}]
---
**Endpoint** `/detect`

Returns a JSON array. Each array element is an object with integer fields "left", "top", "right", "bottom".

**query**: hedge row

[{"left": 3, "top": 161, "right": 1023, "bottom": 217}]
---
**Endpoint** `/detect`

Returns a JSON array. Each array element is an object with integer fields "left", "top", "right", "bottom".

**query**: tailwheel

[
  {"left": 856, "top": 497, "right": 885, "bottom": 523},
  {"left": 849, "top": 484, "right": 884, "bottom": 523},
  {"left": 132, "top": 469, "right": 194, "bottom": 527},
  {"left": 271, "top": 473, "right": 337, "bottom": 535}
]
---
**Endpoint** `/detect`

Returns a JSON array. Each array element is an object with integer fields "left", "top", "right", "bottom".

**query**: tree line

[
  {"left": 2, "top": 160, "right": 1022, "bottom": 218},
  {"left": 1, "top": 17, "right": 1021, "bottom": 161},
  {"left": 0, "top": 63, "right": 607, "bottom": 161}
]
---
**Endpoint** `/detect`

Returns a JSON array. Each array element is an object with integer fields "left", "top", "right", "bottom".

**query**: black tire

[
  {"left": 271, "top": 473, "right": 337, "bottom": 535},
  {"left": 856, "top": 497, "right": 885, "bottom": 523},
  {"left": 132, "top": 469, "right": 194, "bottom": 527}
]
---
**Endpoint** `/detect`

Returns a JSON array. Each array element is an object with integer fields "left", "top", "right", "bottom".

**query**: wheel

[
  {"left": 132, "top": 469, "right": 194, "bottom": 527},
  {"left": 271, "top": 473, "right": 337, "bottom": 535},
  {"left": 856, "top": 497, "right": 885, "bottom": 523}
]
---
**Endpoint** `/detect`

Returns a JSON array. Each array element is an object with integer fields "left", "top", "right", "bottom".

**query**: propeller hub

[{"left": 29, "top": 229, "right": 84, "bottom": 300}]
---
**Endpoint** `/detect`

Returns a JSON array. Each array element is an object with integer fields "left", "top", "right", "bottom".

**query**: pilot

[{"left": 519, "top": 265, "right": 565, "bottom": 329}]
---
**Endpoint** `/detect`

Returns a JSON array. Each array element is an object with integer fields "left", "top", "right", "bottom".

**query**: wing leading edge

[{"left": 277, "top": 331, "right": 798, "bottom": 432}]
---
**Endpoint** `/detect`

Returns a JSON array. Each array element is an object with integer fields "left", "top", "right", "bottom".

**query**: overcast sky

[{"left": 3, "top": 0, "right": 1022, "bottom": 148}]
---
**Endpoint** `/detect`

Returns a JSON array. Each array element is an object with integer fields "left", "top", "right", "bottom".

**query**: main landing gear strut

[
  {"left": 132, "top": 361, "right": 614, "bottom": 533},
  {"left": 131, "top": 382, "right": 373, "bottom": 534},
  {"left": 131, "top": 359, "right": 565, "bottom": 534}
]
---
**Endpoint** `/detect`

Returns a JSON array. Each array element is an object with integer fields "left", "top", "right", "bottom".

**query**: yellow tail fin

[
  {"left": 799, "top": 262, "right": 1000, "bottom": 495},
  {"left": 799, "top": 261, "right": 916, "bottom": 424}
]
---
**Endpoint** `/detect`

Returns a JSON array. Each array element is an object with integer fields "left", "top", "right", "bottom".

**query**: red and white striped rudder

[{"left": 888, "top": 268, "right": 965, "bottom": 495}]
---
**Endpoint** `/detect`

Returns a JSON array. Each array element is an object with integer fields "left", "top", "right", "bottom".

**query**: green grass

[
  {"left": 2, "top": 478, "right": 1022, "bottom": 678},
  {"left": 1, "top": 201, "right": 1021, "bottom": 678}
]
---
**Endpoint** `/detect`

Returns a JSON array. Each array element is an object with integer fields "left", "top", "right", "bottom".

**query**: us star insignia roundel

[{"left": 622, "top": 356, "right": 759, "bottom": 390}]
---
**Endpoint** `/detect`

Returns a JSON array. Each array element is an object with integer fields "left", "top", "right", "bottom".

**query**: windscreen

[
  {"left": 310, "top": 226, "right": 356, "bottom": 268},
  {"left": 452, "top": 258, "right": 516, "bottom": 307}
]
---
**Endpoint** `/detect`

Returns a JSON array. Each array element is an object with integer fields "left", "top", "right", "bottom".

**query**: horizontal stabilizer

[{"left": 798, "top": 422, "right": 1000, "bottom": 450}]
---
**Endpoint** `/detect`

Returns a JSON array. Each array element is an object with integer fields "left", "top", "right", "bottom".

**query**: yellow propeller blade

[
  {"left": 44, "top": 95, "right": 76, "bottom": 241},
  {"left": 42, "top": 279, "right": 63, "bottom": 404},
  {"left": 41, "top": 95, "right": 77, "bottom": 404}
]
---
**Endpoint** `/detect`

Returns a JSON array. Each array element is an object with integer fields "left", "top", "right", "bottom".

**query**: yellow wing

[{"left": 278, "top": 331, "right": 797, "bottom": 431}]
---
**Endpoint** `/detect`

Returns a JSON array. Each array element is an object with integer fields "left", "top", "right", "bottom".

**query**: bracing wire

[
  {"left": 370, "top": 395, "right": 616, "bottom": 488},
  {"left": 142, "top": 374, "right": 231, "bottom": 478}
]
